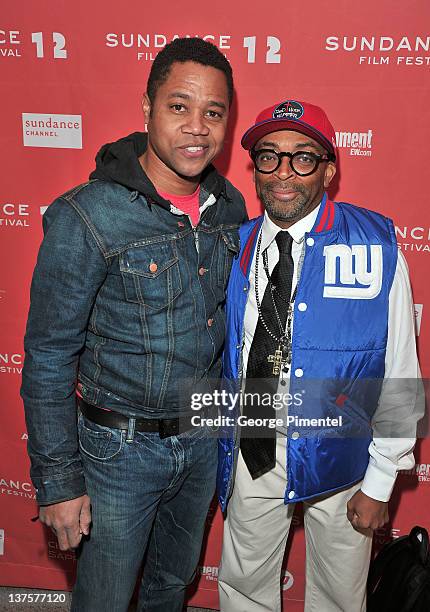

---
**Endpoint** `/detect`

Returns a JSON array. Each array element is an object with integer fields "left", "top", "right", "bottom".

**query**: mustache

[{"left": 262, "top": 182, "right": 306, "bottom": 194}]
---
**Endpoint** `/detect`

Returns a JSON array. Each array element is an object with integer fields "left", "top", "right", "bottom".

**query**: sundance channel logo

[
  {"left": 22, "top": 113, "right": 82, "bottom": 149},
  {"left": 325, "top": 34, "right": 430, "bottom": 67}
]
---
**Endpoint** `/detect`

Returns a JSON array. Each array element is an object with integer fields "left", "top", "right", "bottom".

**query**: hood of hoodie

[{"left": 89, "top": 132, "right": 227, "bottom": 210}]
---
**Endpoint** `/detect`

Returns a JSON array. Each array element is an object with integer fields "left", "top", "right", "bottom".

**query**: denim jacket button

[{"left": 149, "top": 262, "right": 158, "bottom": 273}]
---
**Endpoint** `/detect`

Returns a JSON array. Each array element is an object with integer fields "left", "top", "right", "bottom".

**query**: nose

[
  {"left": 182, "top": 110, "right": 210, "bottom": 136},
  {"left": 274, "top": 155, "right": 295, "bottom": 181}
]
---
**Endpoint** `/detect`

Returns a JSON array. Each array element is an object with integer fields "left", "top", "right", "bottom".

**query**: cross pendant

[{"left": 267, "top": 345, "right": 285, "bottom": 376}]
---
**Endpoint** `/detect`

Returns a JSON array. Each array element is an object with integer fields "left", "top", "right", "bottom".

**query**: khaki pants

[{"left": 218, "top": 437, "right": 372, "bottom": 612}]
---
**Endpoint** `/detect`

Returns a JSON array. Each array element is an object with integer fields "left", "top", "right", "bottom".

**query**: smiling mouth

[
  {"left": 179, "top": 145, "right": 209, "bottom": 159},
  {"left": 184, "top": 146, "right": 205, "bottom": 152},
  {"left": 180, "top": 144, "right": 208, "bottom": 151},
  {"left": 270, "top": 188, "right": 300, "bottom": 201}
]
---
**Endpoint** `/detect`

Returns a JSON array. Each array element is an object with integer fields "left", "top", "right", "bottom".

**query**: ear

[
  {"left": 142, "top": 93, "right": 151, "bottom": 124},
  {"left": 323, "top": 162, "right": 336, "bottom": 189}
]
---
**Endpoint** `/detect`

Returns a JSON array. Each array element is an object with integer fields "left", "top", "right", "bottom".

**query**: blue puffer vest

[{"left": 218, "top": 195, "right": 398, "bottom": 510}]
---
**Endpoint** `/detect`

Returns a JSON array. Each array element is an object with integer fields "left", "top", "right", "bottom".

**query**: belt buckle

[{"left": 159, "top": 418, "right": 179, "bottom": 439}]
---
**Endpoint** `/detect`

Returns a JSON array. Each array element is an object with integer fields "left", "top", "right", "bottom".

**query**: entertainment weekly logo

[
  {"left": 198, "top": 565, "right": 219, "bottom": 582},
  {"left": 395, "top": 225, "right": 430, "bottom": 254},
  {"left": 325, "top": 34, "right": 430, "bottom": 67},
  {"left": 335, "top": 129, "right": 372, "bottom": 157},
  {"left": 401, "top": 463, "right": 430, "bottom": 483},
  {"left": 22, "top": 113, "right": 82, "bottom": 149},
  {"left": 105, "top": 32, "right": 283, "bottom": 64}
]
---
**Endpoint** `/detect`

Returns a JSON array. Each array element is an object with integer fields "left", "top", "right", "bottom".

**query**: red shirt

[{"left": 158, "top": 185, "right": 201, "bottom": 226}]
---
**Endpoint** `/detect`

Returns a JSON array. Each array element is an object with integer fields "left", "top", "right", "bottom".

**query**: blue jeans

[{"left": 71, "top": 412, "right": 217, "bottom": 612}]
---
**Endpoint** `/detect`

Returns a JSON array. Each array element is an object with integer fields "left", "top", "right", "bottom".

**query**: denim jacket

[{"left": 21, "top": 132, "right": 247, "bottom": 505}]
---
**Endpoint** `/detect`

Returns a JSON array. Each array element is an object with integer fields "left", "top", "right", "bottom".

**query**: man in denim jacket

[{"left": 21, "top": 38, "right": 247, "bottom": 612}]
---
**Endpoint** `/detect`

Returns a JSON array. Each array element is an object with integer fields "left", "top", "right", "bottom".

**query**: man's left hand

[{"left": 346, "top": 490, "right": 389, "bottom": 531}]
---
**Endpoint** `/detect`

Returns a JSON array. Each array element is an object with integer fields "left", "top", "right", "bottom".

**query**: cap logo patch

[{"left": 273, "top": 100, "right": 304, "bottom": 120}]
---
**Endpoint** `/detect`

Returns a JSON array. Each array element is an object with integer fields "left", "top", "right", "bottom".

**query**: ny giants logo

[{"left": 323, "top": 245, "right": 383, "bottom": 299}]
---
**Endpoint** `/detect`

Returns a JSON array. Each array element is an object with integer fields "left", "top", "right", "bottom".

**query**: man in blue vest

[{"left": 217, "top": 99, "right": 421, "bottom": 611}]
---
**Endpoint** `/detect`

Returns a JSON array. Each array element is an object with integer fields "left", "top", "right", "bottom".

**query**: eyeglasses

[{"left": 250, "top": 149, "right": 335, "bottom": 176}]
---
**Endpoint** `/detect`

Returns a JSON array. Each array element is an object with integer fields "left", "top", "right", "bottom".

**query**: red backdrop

[{"left": 1, "top": 2, "right": 429, "bottom": 609}]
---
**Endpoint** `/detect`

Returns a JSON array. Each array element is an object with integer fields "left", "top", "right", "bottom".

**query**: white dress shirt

[{"left": 242, "top": 203, "right": 421, "bottom": 502}]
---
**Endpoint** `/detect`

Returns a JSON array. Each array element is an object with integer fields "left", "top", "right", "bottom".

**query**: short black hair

[{"left": 147, "top": 37, "right": 233, "bottom": 106}]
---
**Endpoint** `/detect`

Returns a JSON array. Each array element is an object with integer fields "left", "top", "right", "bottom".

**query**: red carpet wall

[{"left": 1, "top": 1, "right": 429, "bottom": 609}]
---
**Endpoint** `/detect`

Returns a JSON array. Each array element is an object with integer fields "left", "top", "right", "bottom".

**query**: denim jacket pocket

[
  {"left": 217, "top": 229, "right": 240, "bottom": 289},
  {"left": 119, "top": 241, "right": 182, "bottom": 310},
  {"left": 78, "top": 413, "right": 124, "bottom": 461}
]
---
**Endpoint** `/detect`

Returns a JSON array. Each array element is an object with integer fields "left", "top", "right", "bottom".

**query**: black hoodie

[{"left": 89, "top": 132, "right": 228, "bottom": 211}]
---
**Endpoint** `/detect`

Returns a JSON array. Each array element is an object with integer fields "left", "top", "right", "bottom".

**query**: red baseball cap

[{"left": 241, "top": 99, "right": 337, "bottom": 158}]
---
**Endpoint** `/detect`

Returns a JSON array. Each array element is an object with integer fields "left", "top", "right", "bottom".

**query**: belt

[{"left": 78, "top": 398, "right": 197, "bottom": 439}]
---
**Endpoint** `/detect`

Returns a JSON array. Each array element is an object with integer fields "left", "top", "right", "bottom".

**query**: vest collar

[
  {"left": 239, "top": 193, "right": 336, "bottom": 277},
  {"left": 310, "top": 193, "right": 336, "bottom": 234}
]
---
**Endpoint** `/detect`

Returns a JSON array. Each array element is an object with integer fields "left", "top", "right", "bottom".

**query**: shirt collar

[{"left": 260, "top": 202, "right": 321, "bottom": 252}]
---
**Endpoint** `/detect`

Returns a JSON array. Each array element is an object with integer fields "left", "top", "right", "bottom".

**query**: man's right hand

[{"left": 39, "top": 494, "right": 91, "bottom": 551}]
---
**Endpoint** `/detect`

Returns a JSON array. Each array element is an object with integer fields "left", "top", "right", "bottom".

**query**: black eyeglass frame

[{"left": 250, "top": 148, "right": 336, "bottom": 176}]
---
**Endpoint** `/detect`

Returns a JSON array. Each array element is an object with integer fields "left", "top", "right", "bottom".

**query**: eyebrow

[
  {"left": 167, "top": 92, "right": 227, "bottom": 110},
  {"left": 207, "top": 100, "right": 227, "bottom": 110},
  {"left": 257, "top": 140, "right": 323, "bottom": 152}
]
